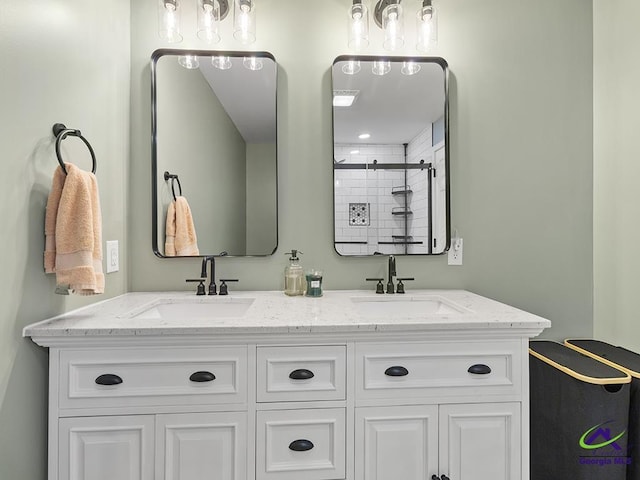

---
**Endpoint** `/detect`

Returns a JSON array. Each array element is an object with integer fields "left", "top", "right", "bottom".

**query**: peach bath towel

[
  {"left": 44, "top": 163, "right": 104, "bottom": 295},
  {"left": 165, "top": 196, "right": 199, "bottom": 256}
]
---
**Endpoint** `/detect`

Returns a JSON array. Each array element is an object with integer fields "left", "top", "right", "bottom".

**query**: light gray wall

[
  {"left": 0, "top": 0, "right": 130, "bottom": 477},
  {"left": 246, "top": 143, "right": 277, "bottom": 255},
  {"left": 593, "top": 0, "right": 640, "bottom": 349},
  {"left": 130, "top": 0, "right": 593, "bottom": 341},
  {"left": 156, "top": 57, "right": 246, "bottom": 255}
]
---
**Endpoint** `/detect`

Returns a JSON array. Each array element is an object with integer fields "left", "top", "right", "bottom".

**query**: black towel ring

[
  {"left": 53, "top": 123, "right": 97, "bottom": 175},
  {"left": 164, "top": 171, "right": 182, "bottom": 201}
]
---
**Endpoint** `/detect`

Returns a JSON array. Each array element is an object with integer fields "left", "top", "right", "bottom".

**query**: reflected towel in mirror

[{"left": 165, "top": 196, "right": 199, "bottom": 256}]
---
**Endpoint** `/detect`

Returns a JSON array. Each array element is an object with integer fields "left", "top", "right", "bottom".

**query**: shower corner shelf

[
  {"left": 392, "top": 185, "right": 413, "bottom": 195},
  {"left": 392, "top": 207, "right": 413, "bottom": 216}
]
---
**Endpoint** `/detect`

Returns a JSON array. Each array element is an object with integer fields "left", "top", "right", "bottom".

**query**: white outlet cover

[
  {"left": 448, "top": 238, "right": 463, "bottom": 266},
  {"left": 106, "top": 240, "right": 119, "bottom": 273}
]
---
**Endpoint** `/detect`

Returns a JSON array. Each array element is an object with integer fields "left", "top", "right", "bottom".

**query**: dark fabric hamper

[
  {"left": 530, "top": 340, "right": 632, "bottom": 480},
  {"left": 565, "top": 339, "right": 640, "bottom": 480}
]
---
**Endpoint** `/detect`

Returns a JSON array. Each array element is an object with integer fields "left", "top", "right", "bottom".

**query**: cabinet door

[
  {"left": 355, "top": 405, "right": 439, "bottom": 480},
  {"left": 156, "top": 412, "right": 247, "bottom": 480},
  {"left": 59, "top": 415, "right": 154, "bottom": 480},
  {"left": 439, "top": 403, "right": 520, "bottom": 480}
]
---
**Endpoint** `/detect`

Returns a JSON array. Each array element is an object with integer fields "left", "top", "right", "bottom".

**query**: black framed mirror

[
  {"left": 332, "top": 55, "right": 449, "bottom": 256},
  {"left": 151, "top": 49, "right": 278, "bottom": 257}
]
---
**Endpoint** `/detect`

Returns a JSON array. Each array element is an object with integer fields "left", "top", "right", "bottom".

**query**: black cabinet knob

[
  {"left": 467, "top": 364, "right": 492, "bottom": 375},
  {"left": 385, "top": 366, "right": 409, "bottom": 377},
  {"left": 189, "top": 371, "right": 216, "bottom": 383},
  {"left": 441, "top": 475, "right": 450, "bottom": 480},
  {"left": 289, "top": 439, "right": 314, "bottom": 451},
  {"left": 289, "top": 369, "right": 315, "bottom": 380},
  {"left": 95, "top": 374, "right": 123, "bottom": 386},
  {"left": 431, "top": 475, "right": 441, "bottom": 480}
]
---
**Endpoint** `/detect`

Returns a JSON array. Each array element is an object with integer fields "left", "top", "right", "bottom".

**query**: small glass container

[{"left": 305, "top": 269, "right": 323, "bottom": 297}]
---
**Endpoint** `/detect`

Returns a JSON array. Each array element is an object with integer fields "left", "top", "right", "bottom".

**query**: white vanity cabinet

[{"left": 24, "top": 290, "right": 549, "bottom": 480}]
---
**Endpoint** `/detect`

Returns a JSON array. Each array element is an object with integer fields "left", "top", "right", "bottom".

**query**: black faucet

[
  {"left": 201, "top": 256, "right": 217, "bottom": 295},
  {"left": 387, "top": 255, "right": 396, "bottom": 294}
]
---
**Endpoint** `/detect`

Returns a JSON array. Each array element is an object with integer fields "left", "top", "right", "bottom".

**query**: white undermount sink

[
  {"left": 132, "top": 298, "right": 255, "bottom": 320},
  {"left": 351, "top": 295, "right": 470, "bottom": 316}
]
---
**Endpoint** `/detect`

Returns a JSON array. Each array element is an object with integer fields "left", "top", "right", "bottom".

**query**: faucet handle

[
  {"left": 186, "top": 278, "right": 206, "bottom": 296},
  {"left": 396, "top": 277, "right": 414, "bottom": 294},
  {"left": 366, "top": 278, "right": 385, "bottom": 294},
  {"left": 218, "top": 279, "right": 238, "bottom": 296}
]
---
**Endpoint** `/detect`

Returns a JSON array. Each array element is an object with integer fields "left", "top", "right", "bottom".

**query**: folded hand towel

[
  {"left": 44, "top": 163, "right": 104, "bottom": 295},
  {"left": 165, "top": 196, "right": 199, "bottom": 256}
]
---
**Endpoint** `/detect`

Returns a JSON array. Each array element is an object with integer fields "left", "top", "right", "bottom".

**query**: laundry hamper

[
  {"left": 530, "top": 340, "right": 631, "bottom": 480},
  {"left": 565, "top": 339, "right": 640, "bottom": 480}
]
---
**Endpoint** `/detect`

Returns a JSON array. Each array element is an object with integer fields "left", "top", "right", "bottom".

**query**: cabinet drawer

[
  {"left": 256, "top": 346, "right": 346, "bottom": 402},
  {"left": 59, "top": 346, "right": 247, "bottom": 410},
  {"left": 356, "top": 341, "right": 521, "bottom": 401},
  {"left": 256, "top": 408, "right": 346, "bottom": 480}
]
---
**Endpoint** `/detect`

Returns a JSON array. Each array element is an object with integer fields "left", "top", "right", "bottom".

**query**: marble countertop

[{"left": 23, "top": 290, "right": 551, "bottom": 343}]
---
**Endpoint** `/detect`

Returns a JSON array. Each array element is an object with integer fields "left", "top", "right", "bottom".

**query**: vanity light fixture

[
  {"left": 243, "top": 56, "right": 263, "bottom": 70},
  {"left": 348, "top": 0, "right": 370, "bottom": 52},
  {"left": 197, "top": 0, "right": 229, "bottom": 44},
  {"left": 401, "top": 60, "right": 421, "bottom": 75},
  {"left": 178, "top": 54, "right": 200, "bottom": 69},
  {"left": 158, "top": 0, "right": 183, "bottom": 43},
  {"left": 234, "top": 0, "right": 256, "bottom": 44},
  {"left": 212, "top": 55, "right": 232, "bottom": 70},
  {"left": 347, "top": 0, "right": 438, "bottom": 53},
  {"left": 342, "top": 60, "right": 361, "bottom": 75}
]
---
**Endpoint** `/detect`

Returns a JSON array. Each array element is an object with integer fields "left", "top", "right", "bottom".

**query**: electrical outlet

[
  {"left": 448, "top": 238, "right": 463, "bottom": 266},
  {"left": 106, "top": 240, "right": 119, "bottom": 273}
]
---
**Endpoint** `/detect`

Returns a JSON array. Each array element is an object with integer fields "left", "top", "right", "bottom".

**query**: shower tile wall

[{"left": 334, "top": 126, "right": 436, "bottom": 255}]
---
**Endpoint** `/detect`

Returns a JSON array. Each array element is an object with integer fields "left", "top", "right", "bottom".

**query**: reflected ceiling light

[
  {"left": 346, "top": 0, "right": 439, "bottom": 53},
  {"left": 197, "top": 0, "right": 229, "bottom": 44},
  {"left": 178, "top": 55, "right": 200, "bottom": 69},
  {"left": 350, "top": 149, "right": 360, "bottom": 154},
  {"left": 416, "top": 0, "right": 437, "bottom": 52},
  {"left": 372, "top": 60, "right": 391, "bottom": 75},
  {"left": 243, "top": 56, "right": 263, "bottom": 71},
  {"left": 342, "top": 60, "right": 361, "bottom": 75},
  {"left": 234, "top": 0, "right": 256, "bottom": 44},
  {"left": 358, "top": 133, "right": 371, "bottom": 139},
  {"left": 212, "top": 55, "right": 232, "bottom": 70},
  {"left": 348, "top": 0, "right": 369, "bottom": 52},
  {"left": 158, "top": 0, "right": 183, "bottom": 43},
  {"left": 333, "top": 89, "right": 359, "bottom": 107},
  {"left": 401, "top": 60, "right": 421, "bottom": 75}
]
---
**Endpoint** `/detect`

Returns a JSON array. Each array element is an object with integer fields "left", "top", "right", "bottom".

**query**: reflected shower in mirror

[
  {"left": 151, "top": 49, "right": 278, "bottom": 258},
  {"left": 332, "top": 56, "right": 449, "bottom": 256}
]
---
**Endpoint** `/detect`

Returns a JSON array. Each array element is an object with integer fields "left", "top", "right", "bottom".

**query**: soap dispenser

[{"left": 284, "top": 250, "right": 305, "bottom": 296}]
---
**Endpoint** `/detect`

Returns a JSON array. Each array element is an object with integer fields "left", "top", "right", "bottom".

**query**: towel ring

[
  {"left": 164, "top": 171, "right": 182, "bottom": 201},
  {"left": 53, "top": 123, "right": 97, "bottom": 175}
]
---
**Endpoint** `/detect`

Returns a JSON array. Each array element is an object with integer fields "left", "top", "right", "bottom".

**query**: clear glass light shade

[
  {"left": 197, "top": 0, "right": 222, "bottom": 44},
  {"left": 348, "top": 2, "right": 369, "bottom": 51},
  {"left": 416, "top": 4, "right": 438, "bottom": 52},
  {"left": 372, "top": 60, "right": 391, "bottom": 76},
  {"left": 178, "top": 55, "right": 200, "bottom": 69},
  {"left": 212, "top": 56, "right": 232, "bottom": 70},
  {"left": 158, "top": 0, "right": 183, "bottom": 43},
  {"left": 382, "top": 3, "right": 404, "bottom": 51},
  {"left": 234, "top": 0, "right": 256, "bottom": 45},
  {"left": 243, "top": 56, "right": 263, "bottom": 71},
  {"left": 401, "top": 61, "right": 421, "bottom": 75},
  {"left": 342, "top": 60, "right": 361, "bottom": 75}
]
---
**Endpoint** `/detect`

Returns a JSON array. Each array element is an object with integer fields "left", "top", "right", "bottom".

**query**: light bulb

[
  {"left": 348, "top": 1, "right": 369, "bottom": 52},
  {"left": 243, "top": 56, "right": 263, "bottom": 71},
  {"left": 382, "top": 2, "right": 404, "bottom": 52},
  {"left": 234, "top": 0, "right": 256, "bottom": 44},
  {"left": 198, "top": 0, "right": 221, "bottom": 44},
  {"left": 178, "top": 55, "right": 200, "bottom": 69},
  {"left": 212, "top": 56, "right": 232, "bottom": 70},
  {"left": 158, "top": 0, "right": 182, "bottom": 43},
  {"left": 417, "top": 1, "right": 438, "bottom": 52},
  {"left": 372, "top": 61, "right": 391, "bottom": 76},
  {"left": 401, "top": 61, "right": 421, "bottom": 75},
  {"left": 342, "top": 60, "right": 361, "bottom": 75}
]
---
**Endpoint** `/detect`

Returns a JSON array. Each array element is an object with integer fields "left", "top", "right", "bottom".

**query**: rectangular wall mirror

[
  {"left": 151, "top": 49, "right": 278, "bottom": 258},
  {"left": 332, "top": 56, "right": 449, "bottom": 256}
]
